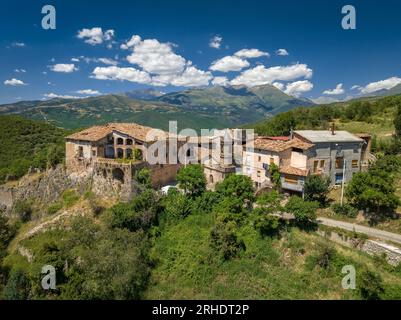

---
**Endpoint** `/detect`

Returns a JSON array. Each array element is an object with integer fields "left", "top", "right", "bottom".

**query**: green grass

[{"left": 145, "top": 212, "right": 401, "bottom": 299}]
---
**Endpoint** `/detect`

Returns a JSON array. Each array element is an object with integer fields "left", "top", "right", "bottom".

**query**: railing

[{"left": 95, "top": 157, "right": 143, "bottom": 166}]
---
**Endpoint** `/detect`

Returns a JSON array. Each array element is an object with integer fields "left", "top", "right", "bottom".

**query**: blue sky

[{"left": 1, "top": 0, "right": 401, "bottom": 104}]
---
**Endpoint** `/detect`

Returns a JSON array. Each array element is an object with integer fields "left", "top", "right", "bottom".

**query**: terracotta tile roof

[
  {"left": 280, "top": 165, "right": 309, "bottom": 177},
  {"left": 287, "top": 137, "right": 314, "bottom": 150},
  {"left": 66, "top": 125, "right": 113, "bottom": 142},
  {"left": 66, "top": 122, "right": 171, "bottom": 142},
  {"left": 254, "top": 137, "right": 314, "bottom": 152},
  {"left": 254, "top": 137, "right": 291, "bottom": 152}
]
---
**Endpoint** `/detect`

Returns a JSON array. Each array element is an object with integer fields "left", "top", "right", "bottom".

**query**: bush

[
  {"left": 253, "top": 211, "right": 281, "bottom": 237},
  {"left": 210, "top": 219, "right": 245, "bottom": 261},
  {"left": 105, "top": 190, "right": 159, "bottom": 231},
  {"left": 13, "top": 199, "right": 33, "bottom": 223},
  {"left": 3, "top": 269, "right": 30, "bottom": 300},
  {"left": 47, "top": 202, "right": 63, "bottom": 215},
  {"left": 331, "top": 203, "right": 358, "bottom": 218},
  {"left": 314, "top": 244, "right": 336, "bottom": 269},
  {"left": 359, "top": 269, "right": 385, "bottom": 300},
  {"left": 61, "top": 189, "right": 80, "bottom": 208}
]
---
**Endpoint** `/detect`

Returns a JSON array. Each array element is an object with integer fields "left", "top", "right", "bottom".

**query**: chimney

[
  {"left": 331, "top": 123, "right": 335, "bottom": 135},
  {"left": 290, "top": 127, "right": 294, "bottom": 140}
]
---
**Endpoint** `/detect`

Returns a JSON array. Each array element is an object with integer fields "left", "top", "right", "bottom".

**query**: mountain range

[{"left": 0, "top": 84, "right": 314, "bottom": 131}]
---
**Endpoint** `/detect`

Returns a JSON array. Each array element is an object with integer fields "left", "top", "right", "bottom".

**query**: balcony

[{"left": 281, "top": 181, "right": 304, "bottom": 192}]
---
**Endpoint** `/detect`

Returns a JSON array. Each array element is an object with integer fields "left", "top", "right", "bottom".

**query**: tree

[
  {"left": 304, "top": 175, "right": 330, "bottom": 206},
  {"left": 176, "top": 164, "right": 206, "bottom": 198},
  {"left": 135, "top": 168, "right": 152, "bottom": 188},
  {"left": 346, "top": 167, "right": 399, "bottom": 218},
  {"left": 215, "top": 174, "right": 255, "bottom": 207},
  {"left": 163, "top": 190, "right": 193, "bottom": 220},
  {"left": 269, "top": 163, "right": 281, "bottom": 190},
  {"left": 285, "top": 196, "right": 318, "bottom": 228}
]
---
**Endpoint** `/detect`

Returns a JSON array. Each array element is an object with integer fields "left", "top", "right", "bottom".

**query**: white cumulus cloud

[
  {"left": 91, "top": 66, "right": 152, "bottom": 84},
  {"left": 120, "top": 35, "right": 142, "bottom": 50},
  {"left": 323, "top": 83, "right": 345, "bottom": 95},
  {"left": 234, "top": 49, "right": 269, "bottom": 58},
  {"left": 276, "top": 49, "right": 289, "bottom": 56},
  {"left": 126, "top": 38, "right": 186, "bottom": 75},
  {"left": 77, "top": 27, "right": 115, "bottom": 45},
  {"left": 284, "top": 80, "right": 313, "bottom": 97},
  {"left": 358, "top": 77, "right": 401, "bottom": 94},
  {"left": 212, "top": 76, "right": 229, "bottom": 86},
  {"left": 230, "top": 63, "right": 312, "bottom": 87},
  {"left": 4, "top": 78, "right": 26, "bottom": 86},
  {"left": 76, "top": 89, "right": 101, "bottom": 95},
  {"left": 209, "top": 36, "right": 222, "bottom": 49},
  {"left": 43, "top": 93, "right": 81, "bottom": 99},
  {"left": 210, "top": 55, "right": 250, "bottom": 72},
  {"left": 50, "top": 63, "right": 78, "bottom": 73}
]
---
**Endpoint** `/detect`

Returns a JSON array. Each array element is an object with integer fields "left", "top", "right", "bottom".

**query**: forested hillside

[{"left": 0, "top": 116, "right": 67, "bottom": 184}]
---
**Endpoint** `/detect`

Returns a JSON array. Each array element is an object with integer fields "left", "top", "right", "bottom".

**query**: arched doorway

[
  {"left": 209, "top": 174, "right": 214, "bottom": 184},
  {"left": 117, "top": 148, "right": 124, "bottom": 159},
  {"left": 112, "top": 168, "right": 124, "bottom": 183},
  {"left": 117, "top": 137, "right": 124, "bottom": 145},
  {"left": 135, "top": 148, "right": 143, "bottom": 160},
  {"left": 126, "top": 148, "right": 133, "bottom": 159}
]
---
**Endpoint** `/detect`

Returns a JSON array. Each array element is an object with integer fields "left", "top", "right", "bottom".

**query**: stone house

[{"left": 65, "top": 123, "right": 185, "bottom": 200}]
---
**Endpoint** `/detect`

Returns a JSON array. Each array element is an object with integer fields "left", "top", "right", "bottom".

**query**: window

[
  {"left": 335, "top": 157, "right": 344, "bottom": 169},
  {"left": 92, "top": 150, "right": 96, "bottom": 157},
  {"left": 126, "top": 138, "right": 133, "bottom": 146},
  {"left": 258, "top": 155, "right": 261, "bottom": 162},
  {"left": 78, "top": 146, "right": 84, "bottom": 158},
  {"left": 313, "top": 160, "right": 319, "bottom": 173},
  {"left": 117, "top": 138, "right": 124, "bottom": 145},
  {"left": 257, "top": 170, "right": 261, "bottom": 177},
  {"left": 269, "top": 157, "right": 275, "bottom": 165},
  {"left": 352, "top": 160, "right": 358, "bottom": 168},
  {"left": 320, "top": 160, "right": 325, "bottom": 168}
]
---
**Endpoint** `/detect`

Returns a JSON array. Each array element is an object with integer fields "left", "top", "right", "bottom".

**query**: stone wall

[{"left": 318, "top": 230, "right": 401, "bottom": 266}]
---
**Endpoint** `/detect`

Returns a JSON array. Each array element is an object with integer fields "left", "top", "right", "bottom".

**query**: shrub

[
  {"left": 331, "top": 203, "right": 358, "bottom": 218},
  {"left": 47, "top": 202, "right": 63, "bottom": 215},
  {"left": 314, "top": 244, "right": 336, "bottom": 269},
  {"left": 359, "top": 269, "right": 385, "bottom": 300},
  {"left": 3, "top": 269, "right": 30, "bottom": 300},
  {"left": 13, "top": 199, "right": 33, "bottom": 223},
  {"left": 253, "top": 211, "right": 281, "bottom": 237},
  {"left": 61, "top": 189, "right": 80, "bottom": 208},
  {"left": 210, "top": 219, "right": 245, "bottom": 261}
]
